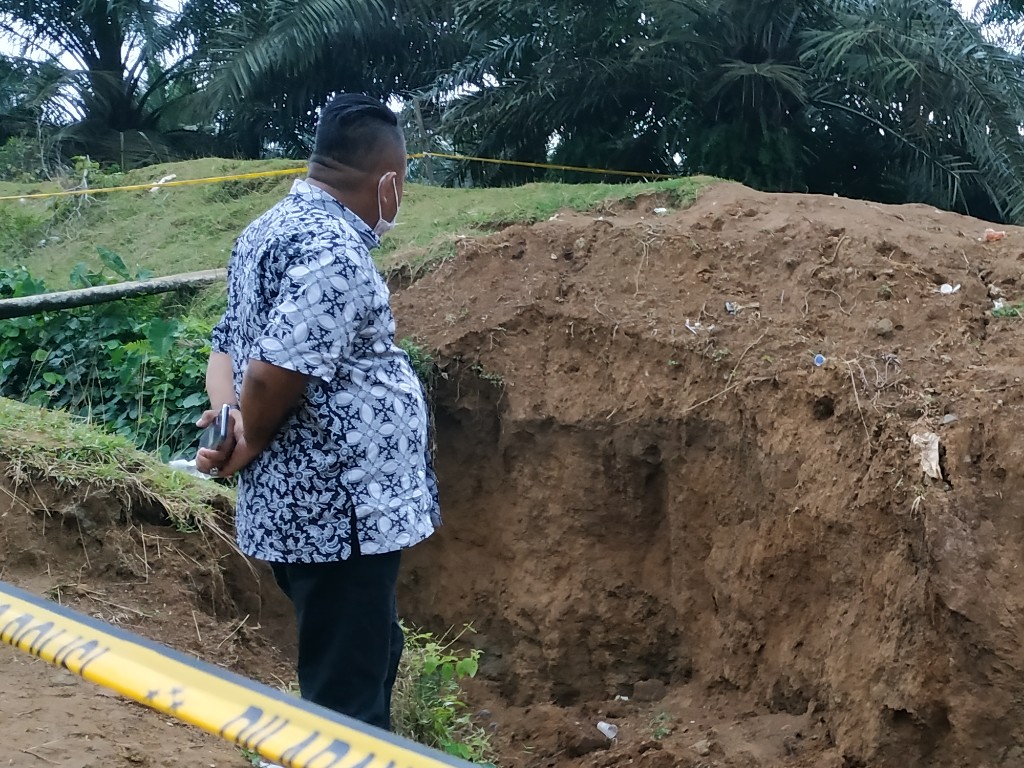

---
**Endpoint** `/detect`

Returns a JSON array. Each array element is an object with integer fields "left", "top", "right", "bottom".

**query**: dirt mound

[
  {"left": 393, "top": 182, "right": 1024, "bottom": 768},
  {"left": 0, "top": 470, "right": 295, "bottom": 767}
]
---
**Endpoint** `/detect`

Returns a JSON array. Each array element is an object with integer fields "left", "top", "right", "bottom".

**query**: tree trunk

[{"left": 0, "top": 270, "right": 227, "bottom": 320}]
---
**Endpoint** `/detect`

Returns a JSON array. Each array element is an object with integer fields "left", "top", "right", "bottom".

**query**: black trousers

[{"left": 270, "top": 549, "right": 404, "bottom": 731}]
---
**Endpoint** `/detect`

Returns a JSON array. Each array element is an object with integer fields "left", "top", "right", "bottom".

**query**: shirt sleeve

[{"left": 250, "top": 235, "right": 367, "bottom": 382}]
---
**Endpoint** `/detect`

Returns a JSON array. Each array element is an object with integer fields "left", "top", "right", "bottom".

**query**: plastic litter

[
  {"left": 653, "top": 207, "right": 669, "bottom": 215},
  {"left": 910, "top": 431, "right": 943, "bottom": 481},
  {"left": 685, "top": 319, "right": 716, "bottom": 334},
  {"left": 980, "top": 228, "right": 1007, "bottom": 242},
  {"left": 614, "top": 695, "right": 630, "bottom": 702},
  {"left": 938, "top": 283, "right": 961, "bottom": 295},
  {"left": 149, "top": 174, "right": 177, "bottom": 194},
  {"left": 597, "top": 721, "right": 619, "bottom": 740},
  {"left": 167, "top": 458, "right": 212, "bottom": 480},
  {"left": 813, "top": 354, "right": 826, "bottom": 367}
]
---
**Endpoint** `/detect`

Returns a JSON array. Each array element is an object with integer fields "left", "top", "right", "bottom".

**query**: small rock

[
  {"left": 633, "top": 679, "right": 668, "bottom": 702},
  {"left": 693, "top": 738, "right": 714, "bottom": 757},
  {"left": 942, "top": 413, "right": 958, "bottom": 425},
  {"left": 989, "top": 284, "right": 1006, "bottom": 299},
  {"left": 874, "top": 318, "right": 895, "bottom": 338}
]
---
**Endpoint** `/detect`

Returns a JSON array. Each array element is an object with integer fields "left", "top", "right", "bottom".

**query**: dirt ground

[
  {"left": 5, "top": 181, "right": 1024, "bottom": 767},
  {"left": 0, "top": 480, "right": 295, "bottom": 768}
]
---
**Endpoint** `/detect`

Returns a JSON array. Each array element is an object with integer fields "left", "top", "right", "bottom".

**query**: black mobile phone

[{"left": 199, "top": 404, "right": 231, "bottom": 451}]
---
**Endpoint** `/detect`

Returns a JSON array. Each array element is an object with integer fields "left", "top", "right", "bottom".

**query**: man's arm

[
  {"left": 195, "top": 351, "right": 241, "bottom": 475},
  {"left": 206, "top": 351, "right": 237, "bottom": 408},
  {"left": 209, "top": 360, "right": 309, "bottom": 477},
  {"left": 238, "top": 360, "right": 309, "bottom": 450}
]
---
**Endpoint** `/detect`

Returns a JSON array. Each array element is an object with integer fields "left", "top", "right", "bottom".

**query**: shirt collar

[{"left": 289, "top": 178, "right": 381, "bottom": 250}]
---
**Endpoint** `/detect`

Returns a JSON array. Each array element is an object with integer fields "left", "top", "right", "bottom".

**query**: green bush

[
  {"left": 0, "top": 137, "right": 43, "bottom": 181},
  {"left": 0, "top": 255, "right": 210, "bottom": 460},
  {"left": 393, "top": 626, "right": 495, "bottom": 765},
  {"left": 0, "top": 205, "right": 46, "bottom": 261}
]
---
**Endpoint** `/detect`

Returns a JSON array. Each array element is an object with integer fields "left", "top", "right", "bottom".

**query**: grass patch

[
  {"left": 2, "top": 159, "right": 303, "bottom": 285},
  {"left": 0, "top": 397, "right": 230, "bottom": 529},
  {"left": 0, "top": 158, "right": 713, "bottom": 287}
]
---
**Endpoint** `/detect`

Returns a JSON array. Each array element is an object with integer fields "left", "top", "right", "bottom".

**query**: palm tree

[
  {"left": 0, "top": 0, "right": 206, "bottom": 166},
  {"left": 802, "top": 0, "right": 1024, "bottom": 221},
  {"left": 433, "top": 0, "right": 705, "bottom": 185},
  {"left": 438, "top": 0, "right": 1024, "bottom": 220},
  {"left": 185, "top": 0, "right": 465, "bottom": 158}
]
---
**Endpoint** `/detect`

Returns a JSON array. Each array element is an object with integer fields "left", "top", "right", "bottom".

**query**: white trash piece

[
  {"left": 910, "top": 431, "right": 943, "bottom": 481},
  {"left": 937, "top": 283, "right": 961, "bottom": 295},
  {"left": 168, "top": 458, "right": 213, "bottom": 480},
  {"left": 597, "top": 721, "right": 619, "bottom": 740}
]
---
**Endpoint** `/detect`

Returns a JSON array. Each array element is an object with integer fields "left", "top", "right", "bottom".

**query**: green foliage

[
  {"left": 393, "top": 626, "right": 495, "bottom": 765},
  {"left": 0, "top": 258, "right": 211, "bottom": 460},
  {"left": 399, "top": 338, "right": 437, "bottom": 391},
  {"left": 0, "top": 137, "right": 43, "bottom": 182},
  {"left": 440, "top": 0, "right": 1024, "bottom": 221},
  {"left": 0, "top": 205, "right": 46, "bottom": 261}
]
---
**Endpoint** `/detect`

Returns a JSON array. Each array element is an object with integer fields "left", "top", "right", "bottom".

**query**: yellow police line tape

[
  {"left": 0, "top": 580, "right": 470, "bottom": 768},
  {"left": 0, "top": 152, "right": 678, "bottom": 202},
  {"left": 412, "top": 152, "right": 678, "bottom": 180}
]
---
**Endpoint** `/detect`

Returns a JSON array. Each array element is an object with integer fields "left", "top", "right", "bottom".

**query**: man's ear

[{"left": 380, "top": 170, "right": 399, "bottom": 205}]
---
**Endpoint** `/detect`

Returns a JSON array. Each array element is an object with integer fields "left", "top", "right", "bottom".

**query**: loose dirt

[{"left": 5, "top": 181, "right": 1024, "bottom": 768}]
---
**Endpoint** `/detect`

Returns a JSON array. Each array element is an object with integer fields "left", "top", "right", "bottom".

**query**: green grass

[
  {"left": 0, "top": 397, "right": 231, "bottom": 530},
  {"left": 0, "top": 157, "right": 712, "bottom": 287}
]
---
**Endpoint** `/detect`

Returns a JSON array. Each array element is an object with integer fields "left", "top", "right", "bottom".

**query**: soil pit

[{"left": 392, "top": 182, "right": 1024, "bottom": 768}]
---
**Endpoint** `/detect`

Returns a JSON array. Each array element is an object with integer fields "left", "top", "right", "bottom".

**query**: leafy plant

[
  {"left": 0, "top": 257, "right": 211, "bottom": 460},
  {"left": 650, "top": 711, "right": 675, "bottom": 741},
  {"left": 392, "top": 626, "right": 495, "bottom": 765}
]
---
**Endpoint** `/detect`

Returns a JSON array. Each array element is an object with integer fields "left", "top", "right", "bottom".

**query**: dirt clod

[
  {"left": 693, "top": 738, "right": 714, "bottom": 756},
  {"left": 633, "top": 679, "right": 669, "bottom": 703}
]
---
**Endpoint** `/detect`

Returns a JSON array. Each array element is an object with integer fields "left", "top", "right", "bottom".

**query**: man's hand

[
  {"left": 214, "top": 434, "right": 263, "bottom": 478},
  {"left": 194, "top": 407, "right": 242, "bottom": 477}
]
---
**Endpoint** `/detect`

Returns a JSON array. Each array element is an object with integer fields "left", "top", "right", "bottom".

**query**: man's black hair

[{"left": 311, "top": 92, "right": 405, "bottom": 172}]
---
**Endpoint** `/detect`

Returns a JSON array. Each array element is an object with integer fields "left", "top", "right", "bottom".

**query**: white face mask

[{"left": 373, "top": 174, "right": 400, "bottom": 237}]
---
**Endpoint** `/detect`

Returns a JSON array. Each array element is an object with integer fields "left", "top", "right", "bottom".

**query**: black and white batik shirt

[{"left": 212, "top": 179, "right": 439, "bottom": 563}]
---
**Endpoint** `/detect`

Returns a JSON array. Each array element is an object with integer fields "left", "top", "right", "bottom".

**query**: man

[{"left": 195, "top": 93, "right": 440, "bottom": 738}]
